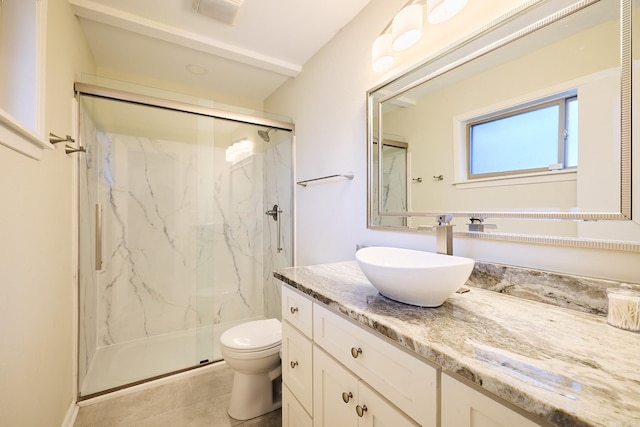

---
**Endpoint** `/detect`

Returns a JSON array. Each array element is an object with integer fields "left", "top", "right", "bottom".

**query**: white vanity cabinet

[
  {"left": 283, "top": 384, "right": 312, "bottom": 427},
  {"left": 281, "top": 286, "right": 314, "bottom": 426},
  {"left": 313, "top": 304, "right": 438, "bottom": 427},
  {"left": 281, "top": 285, "right": 437, "bottom": 427},
  {"left": 281, "top": 284, "right": 543, "bottom": 427},
  {"left": 441, "top": 373, "right": 541, "bottom": 427},
  {"left": 314, "top": 346, "right": 419, "bottom": 427}
]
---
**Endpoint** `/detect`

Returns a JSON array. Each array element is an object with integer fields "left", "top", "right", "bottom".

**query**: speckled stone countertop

[{"left": 274, "top": 261, "right": 640, "bottom": 427}]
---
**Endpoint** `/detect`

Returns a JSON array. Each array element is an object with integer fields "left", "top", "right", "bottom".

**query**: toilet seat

[{"left": 220, "top": 318, "right": 282, "bottom": 352}]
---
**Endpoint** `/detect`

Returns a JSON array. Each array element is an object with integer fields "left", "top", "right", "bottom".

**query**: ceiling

[{"left": 70, "top": 0, "right": 373, "bottom": 104}]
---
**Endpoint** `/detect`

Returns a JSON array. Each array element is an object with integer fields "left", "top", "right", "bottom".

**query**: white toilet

[{"left": 220, "top": 318, "right": 283, "bottom": 420}]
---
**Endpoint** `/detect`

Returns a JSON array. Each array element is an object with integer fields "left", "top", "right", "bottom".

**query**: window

[
  {"left": 0, "top": 0, "right": 49, "bottom": 159},
  {"left": 466, "top": 92, "right": 578, "bottom": 179}
]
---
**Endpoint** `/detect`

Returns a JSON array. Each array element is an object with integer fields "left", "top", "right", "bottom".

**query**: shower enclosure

[{"left": 75, "top": 83, "right": 294, "bottom": 398}]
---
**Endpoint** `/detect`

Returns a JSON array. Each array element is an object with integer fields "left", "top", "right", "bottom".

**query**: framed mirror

[{"left": 367, "top": 0, "right": 640, "bottom": 249}]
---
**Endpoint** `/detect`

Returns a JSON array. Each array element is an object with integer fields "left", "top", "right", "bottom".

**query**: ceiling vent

[{"left": 192, "top": 0, "right": 245, "bottom": 25}]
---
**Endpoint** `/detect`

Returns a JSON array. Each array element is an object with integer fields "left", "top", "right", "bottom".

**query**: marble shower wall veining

[
  {"left": 95, "top": 131, "right": 209, "bottom": 345},
  {"left": 262, "top": 138, "right": 293, "bottom": 320},
  {"left": 371, "top": 144, "right": 407, "bottom": 227},
  {"left": 205, "top": 148, "right": 264, "bottom": 327},
  {"left": 81, "top": 127, "right": 285, "bottom": 350},
  {"left": 78, "top": 109, "right": 100, "bottom": 382}
]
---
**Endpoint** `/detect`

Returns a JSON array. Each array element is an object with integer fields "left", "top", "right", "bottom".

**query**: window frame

[
  {"left": 465, "top": 91, "right": 578, "bottom": 180},
  {"left": 0, "top": 0, "right": 51, "bottom": 160}
]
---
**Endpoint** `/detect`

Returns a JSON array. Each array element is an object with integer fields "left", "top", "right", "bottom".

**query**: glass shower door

[
  {"left": 77, "top": 88, "right": 294, "bottom": 399},
  {"left": 77, "top": 94, "right": 217, "bottom": 397}
]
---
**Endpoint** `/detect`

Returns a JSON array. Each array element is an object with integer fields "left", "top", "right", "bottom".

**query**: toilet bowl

[{"left": 220, "top": 318, "right": 282, "bottom": 420}]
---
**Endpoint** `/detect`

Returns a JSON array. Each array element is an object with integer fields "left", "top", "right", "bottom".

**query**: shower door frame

[{"left": 74, "top": 82, "right": 296, "bottom": 400}]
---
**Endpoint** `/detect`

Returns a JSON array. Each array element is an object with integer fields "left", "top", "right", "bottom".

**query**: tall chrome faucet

[
  {"left": 417, "top": 214, "right": 454, "bottom": 255},
  {"left": 435, "top": 214, "right": 454, "bottom": 255}
]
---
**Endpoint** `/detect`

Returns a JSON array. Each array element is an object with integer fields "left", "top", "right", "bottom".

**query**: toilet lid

[{"left": 220, "top": 318, "right": 282, "bottom": 352}]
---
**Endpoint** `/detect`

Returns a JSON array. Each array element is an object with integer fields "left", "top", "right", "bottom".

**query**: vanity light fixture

[
  {"left": 372, "top": 0, "right": 469, "bottom": 72},
  {"left": 427, "top": 0, "right": 468, "bottom": 24},
  {"left": 392, "top": 3, "right": 424, "bottom": 51},
  {"left": 372, "top": 0, "right": 425, "bottom": 72},
  {"left": 372, "top": 33, "right": 395, "bottom": 72}
]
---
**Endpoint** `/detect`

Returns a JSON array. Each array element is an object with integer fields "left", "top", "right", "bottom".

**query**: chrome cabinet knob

[
  {"left": 356, "top": 405, "right": 368, "bottom": 417},
  {"left": 290, "top": 306, "right": 298, "bottom": 314},
  {"left": 350, "top": 347, "right": 362, "bottom": 358},
  {"left": 290, "top": 361, "right": 298, "bottom": 369},
  {"left": 341, "top": 392, "right": 353, "bottom": 403}
]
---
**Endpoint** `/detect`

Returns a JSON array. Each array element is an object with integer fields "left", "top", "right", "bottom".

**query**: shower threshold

[{"left": 79, "top": 319, "right": 258, "bottom": 398}]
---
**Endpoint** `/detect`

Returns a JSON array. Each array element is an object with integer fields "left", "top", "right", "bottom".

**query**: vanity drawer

[
  {"left": 313, "top": 303, "right": 438, "bottom": 427},
  {"left": 282, "top": 285, "right": 313, "bottom": 338},
  {"left": 282, "top": 319, "right": 313, "bottom": 414}
]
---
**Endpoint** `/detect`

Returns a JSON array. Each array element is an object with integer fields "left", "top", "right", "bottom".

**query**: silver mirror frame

[{"left": 367, "top": 0, "right": 639, "bottom": 251}]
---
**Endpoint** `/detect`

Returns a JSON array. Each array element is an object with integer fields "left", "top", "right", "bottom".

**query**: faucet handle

[
  {"left": 467, "top": 217, "right": 497, "bottom": 232},
  {"left": 437, "top": 214, "right": 453, "bottom": 225}
]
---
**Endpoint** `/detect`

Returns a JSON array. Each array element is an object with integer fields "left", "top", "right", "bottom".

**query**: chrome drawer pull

[
  {"left": 350, "top": 347, "right": 362, "bottom": 358},
  {"left": 290, "top": 361, "right": 298, "bottom": 369},
  {"left": 342, "top": 392, "right": 353, "bottom": 403},
  {"left": 356, "top": 405, "right": 368, "bottom": 417},
  {"left": 290, "top": 306, "right": 298, "bottom": 314}
]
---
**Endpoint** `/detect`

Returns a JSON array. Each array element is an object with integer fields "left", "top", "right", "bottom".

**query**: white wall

[
  {"left": 0, "top": 0, "right": 95, "bottom": 426},
  {"left": 265, "top": 0, "right": 640, "bottom": 283}
]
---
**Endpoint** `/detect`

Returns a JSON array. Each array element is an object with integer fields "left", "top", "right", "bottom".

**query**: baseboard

[{"left": 61, "top": 401, "right": 79, "bottom": 427}]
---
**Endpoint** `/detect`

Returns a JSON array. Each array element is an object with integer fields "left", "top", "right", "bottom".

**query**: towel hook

[
  {"left": 49, "top": 133, "right": 75, "bottom": 144},
  {"left": 65, "top": 145, "right": 86, "bottom": 155}
]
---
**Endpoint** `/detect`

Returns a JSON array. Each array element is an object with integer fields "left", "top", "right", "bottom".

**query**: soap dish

[{"left": 606, "top": 285, "right": 640, "bottom": 332}]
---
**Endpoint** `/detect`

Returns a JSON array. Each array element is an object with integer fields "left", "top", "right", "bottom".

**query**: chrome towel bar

[{"left": 296, "top": 172, "right": 354, "bottom": 187}]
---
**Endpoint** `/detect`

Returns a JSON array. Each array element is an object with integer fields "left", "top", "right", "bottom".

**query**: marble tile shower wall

[
  {"left": 262, "top": 139, "right": 293, "bottom": 320},
  {"left": 79, "top": 118, "right": 280, "bottom": 367},
  {"left": 78, "top": 111, "right": 99, "bottom": 382}
]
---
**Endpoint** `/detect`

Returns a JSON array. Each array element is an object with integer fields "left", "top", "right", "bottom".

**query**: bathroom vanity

[{"left": 276, "top": 261, "right": 640, "bottom": 427}]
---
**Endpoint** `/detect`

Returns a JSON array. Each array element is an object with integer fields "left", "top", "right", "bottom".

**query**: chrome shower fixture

[{"left": 257, "top": 128, "right": 275, "bottom": 142}]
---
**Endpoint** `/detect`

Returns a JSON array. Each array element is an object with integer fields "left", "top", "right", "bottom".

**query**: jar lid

[{"left": 606, "top": 284, "right": 640, "bottom": 300}]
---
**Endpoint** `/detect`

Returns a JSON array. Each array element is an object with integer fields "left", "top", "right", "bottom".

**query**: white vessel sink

[{"left": 356, "top": 246, "right": 475, "bottom": 307}]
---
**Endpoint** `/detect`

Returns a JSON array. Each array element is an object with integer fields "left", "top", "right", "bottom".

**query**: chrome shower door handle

[
  {"left": 265, "top": 204, "right": 283, "bottom": 253},
  {"left": 95, "top": 204, "right": 103, "bottom": 270}
]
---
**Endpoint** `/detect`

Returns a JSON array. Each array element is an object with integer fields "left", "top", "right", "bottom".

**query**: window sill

[
  {"left": 0, "top": 109, "right": 52, "bottom": 160},
  {"left": 453, "top": 169, "right": 577, "bottom": 190}
]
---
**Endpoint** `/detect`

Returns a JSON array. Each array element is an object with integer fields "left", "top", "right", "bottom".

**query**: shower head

[{"left": 257, "top": 128, "right": 274, "bottom": 142}]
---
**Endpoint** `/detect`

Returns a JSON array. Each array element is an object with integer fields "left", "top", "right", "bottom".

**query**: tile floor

[{"left": 73, "top": 363, "right": 281, "bottom": 427}]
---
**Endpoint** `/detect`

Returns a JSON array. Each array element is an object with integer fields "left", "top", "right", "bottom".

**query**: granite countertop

[{"left": 274, "top": 261, "right": 640, "bottom": 427}]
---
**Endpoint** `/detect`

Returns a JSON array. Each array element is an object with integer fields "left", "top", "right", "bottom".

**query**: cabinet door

[
  {"left": 442, "top": 374, "right": 541, "bottom": 427},
  {"left": 314, "top": 346, "right": 358, "bottom": 427},
  {"left": 358, "top": 382, "right": 420, "bottom": 427},
  {"left": 282, "top": 320, "right": 314, "bottom": 413},
  {"left": 283, "top": 384, "right": 312, "bottom": 427},
  {"left": 314, "top": 303, "right": 437, "bottom": 426}
]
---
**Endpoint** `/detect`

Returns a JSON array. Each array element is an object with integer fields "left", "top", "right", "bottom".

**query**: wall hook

[
  {"left": 432, "top": 175, "right": 444, "bottom": 181},
  {"left": 65, "top": 145, "right": 86, "bottom": 155},
  {"left": 49, "top": 133, "right": 75, "bottom": 144},
  {"left": 412, "top": 177, "right": 423, "bottom": 183}
]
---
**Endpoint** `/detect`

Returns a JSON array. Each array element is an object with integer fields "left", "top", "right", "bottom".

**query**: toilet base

[{"left": 227, "top": 365, "right": 282, "bottom": 420}]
